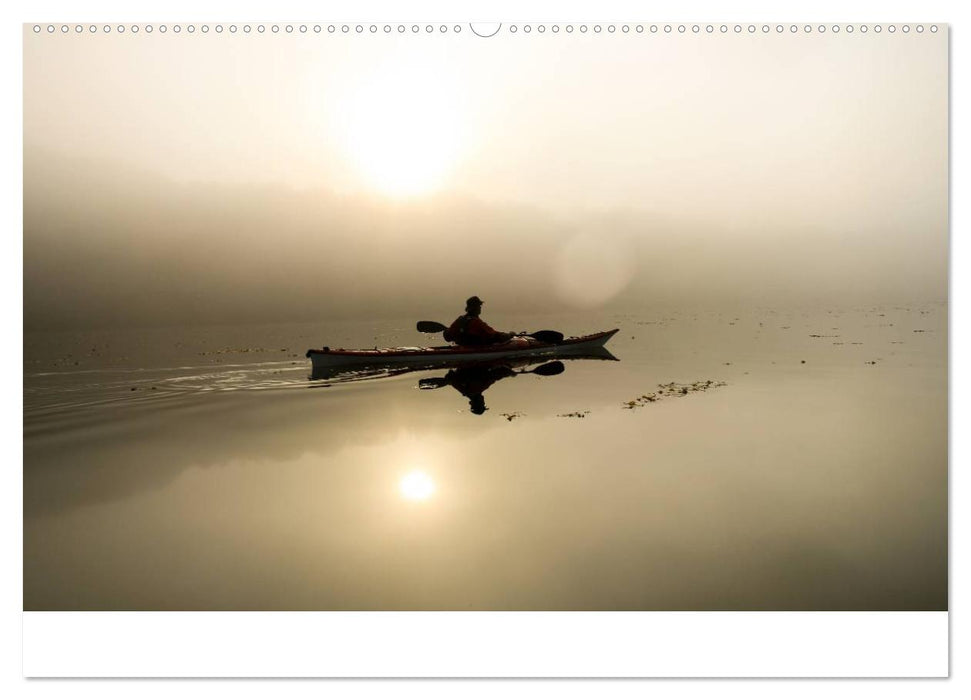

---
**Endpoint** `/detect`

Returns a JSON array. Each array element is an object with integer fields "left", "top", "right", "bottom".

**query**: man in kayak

[{"left": 443, "top": 296, "right": 517, "bottom": 346}]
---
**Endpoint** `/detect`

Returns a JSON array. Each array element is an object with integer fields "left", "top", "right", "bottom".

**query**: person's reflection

[
  {"left": 420, "top": 361, "right": 564, "bottom": 414},
  {"left": 445, "top": 364, "right": 517, "bottom": 414}
]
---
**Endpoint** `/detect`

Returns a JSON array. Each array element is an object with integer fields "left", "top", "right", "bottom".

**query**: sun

[
  {"left": 399, "top": 470, "right": 436, "bottom": 501},
  {"left": 333, "top": 63, "right": 462, "bottom": 198}
]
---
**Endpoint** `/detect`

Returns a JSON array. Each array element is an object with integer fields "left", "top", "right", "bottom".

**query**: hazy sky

[{"left": 24, "top": 28, "right": 948, "bottom": 329}]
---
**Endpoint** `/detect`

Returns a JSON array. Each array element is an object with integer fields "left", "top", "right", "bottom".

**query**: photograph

[{"left": 23, "top": 21, "right": 947, "bottom": 616}]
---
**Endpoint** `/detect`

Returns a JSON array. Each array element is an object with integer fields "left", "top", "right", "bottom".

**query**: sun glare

[
  {"left": 399, "top": 470, "right": 436, "bottom": 501},
  {"left": 334, "top": 64, "right": 461, "bottom": 198}
]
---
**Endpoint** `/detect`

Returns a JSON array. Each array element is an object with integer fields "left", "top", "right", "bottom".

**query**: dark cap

[{"left": 466, "top": 296, "right": 484, "bottom": 307}]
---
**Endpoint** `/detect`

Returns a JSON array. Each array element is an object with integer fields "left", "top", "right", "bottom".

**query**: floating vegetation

[
  {"left": 623, "top": 395, "right": 659, "bottom": 409},
  {"left": 623, "top": 380, "right": 726, "bottom": 409},
  {"left": 199, "top": 347, "right": 273, "bottom": 356},
  {"left": 557, "top": 411, "right": 590, "bottom": 419},
  {"left": 500, "top": 412, "right": 525, "bottom": 422},
  {"left": 659, "top": 380, "right": 727, "bottom": 397}
]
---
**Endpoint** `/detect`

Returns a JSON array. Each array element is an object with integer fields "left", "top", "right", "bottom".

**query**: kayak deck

[{"left": 306, "top": 329, "right": 619, "bottom": 369}]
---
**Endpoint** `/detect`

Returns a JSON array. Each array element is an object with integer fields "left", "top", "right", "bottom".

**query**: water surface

[{"left": 24, "top": 305, "right": 947, "bottom": 610}]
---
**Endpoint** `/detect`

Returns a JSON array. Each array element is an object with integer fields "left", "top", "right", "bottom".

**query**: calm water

[{"left": 23, "top": 305, "right": 947, "bottom": 610}]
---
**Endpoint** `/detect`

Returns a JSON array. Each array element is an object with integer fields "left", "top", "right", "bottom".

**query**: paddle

[
  {"left": 418, "top": 378, "right": 450, "bottom": 389},
  {"left": 529, "top": 360, "right": 566, "bottom": 376},
  {"left": 416, "top": 321, "right": 564, "bottom": 344},
  {"left": 418, "top": 360, "right": 566, "bottom": 389}
]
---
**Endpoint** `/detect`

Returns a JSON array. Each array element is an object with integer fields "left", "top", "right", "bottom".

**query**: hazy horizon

[{"left": 24, "top": 28, "right": 948, "bottom": 331}]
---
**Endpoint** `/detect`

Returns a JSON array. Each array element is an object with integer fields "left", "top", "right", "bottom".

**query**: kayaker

[{"left": 443, "top": 296, "right": 517, "bottom": 347}]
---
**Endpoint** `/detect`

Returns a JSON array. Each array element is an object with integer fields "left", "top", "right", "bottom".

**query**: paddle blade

[
  {"left": 531, "top": 361, "right": 565, "bottom": 376},
  {"left": 529, "top": 330, "right": 564, "bottom": 344},
  {"left": 418, "top": 377, "right": 450, "bottom": 389},
  {"left": 417, "top": 321, "right": 447, "bottom": 333}
]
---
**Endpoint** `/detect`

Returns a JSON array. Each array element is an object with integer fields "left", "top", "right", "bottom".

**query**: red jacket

[{"left": 444, "top": 315, "right": 509, "bottom": 346}]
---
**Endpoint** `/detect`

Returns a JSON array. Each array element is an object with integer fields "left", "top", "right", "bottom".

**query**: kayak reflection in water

[
  {"left": 419, "top": 360, "right": 565, "bottom": 415},
  {"left": 443, "top": 296, "right": 519, "bottom": 347}
]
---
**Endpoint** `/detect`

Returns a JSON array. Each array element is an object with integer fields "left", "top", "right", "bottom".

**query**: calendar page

[{"left": 21, "top": 13, "right": 949, "bottom": 678}]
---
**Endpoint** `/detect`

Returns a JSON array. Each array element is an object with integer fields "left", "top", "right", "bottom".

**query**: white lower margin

[{"left": 22, "top": 610, "right": 948, "bottom": 678}]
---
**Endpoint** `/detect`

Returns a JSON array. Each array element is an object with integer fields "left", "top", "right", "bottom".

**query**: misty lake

[{"left": 23, "top": 304, "right": 947, "bottom": 610}]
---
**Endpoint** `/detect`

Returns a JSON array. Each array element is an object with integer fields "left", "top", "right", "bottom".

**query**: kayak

[
  {"left": 305, "top": 328, "right": 619, "bottom": 371},
  {"left": 309, "top": 346, "right": 618, "bottom": 383}
]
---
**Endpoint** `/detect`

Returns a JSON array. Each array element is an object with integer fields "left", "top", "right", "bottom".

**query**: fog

[{"left": 24, "top": 29, "right": 947, "bottom": 330}]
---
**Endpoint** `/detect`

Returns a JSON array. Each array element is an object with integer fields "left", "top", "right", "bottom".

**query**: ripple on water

[{"left": 24, "top": 361, "right": 312, "bottom": 421}]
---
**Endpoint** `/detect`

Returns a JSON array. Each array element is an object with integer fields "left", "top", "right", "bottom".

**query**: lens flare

[{"left": 554, "top": 233, "right": 636, "bottom": 308}]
